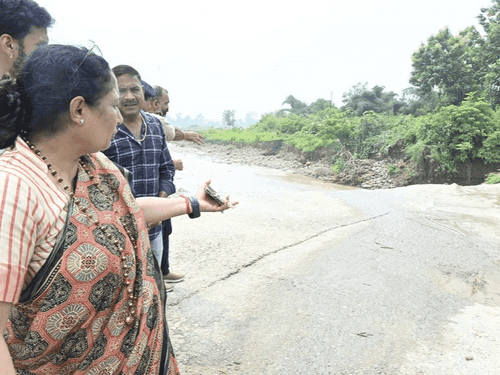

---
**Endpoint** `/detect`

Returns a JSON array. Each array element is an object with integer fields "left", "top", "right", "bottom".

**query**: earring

[{"left": 80, "top": 119, "right": 85, "bottom": 124}]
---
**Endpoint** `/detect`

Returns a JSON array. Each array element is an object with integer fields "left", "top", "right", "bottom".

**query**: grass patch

[
  {"left": 387, "top": 164, "right": 399, "bottom": 175},
  {"left": 201, "top": 128, "right": 282, "bottom": 143},
  {"left": 405, "top": 167, "right": 416, "bottom": 177},
  {"left": 485, "top": 173, "right": 500, "bottom": 184}
]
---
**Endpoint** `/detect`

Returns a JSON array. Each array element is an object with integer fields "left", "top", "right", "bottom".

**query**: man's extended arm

[{"left": 173, "top": 127, "right": 205, "bottom": 145}]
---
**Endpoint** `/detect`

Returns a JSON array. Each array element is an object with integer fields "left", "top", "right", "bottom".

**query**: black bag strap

[
  {"left": 112, "top": 162, "right": 136, "bottom": 196},
  {"left": 19, "top": 198, "right": 74, "bottom": 303}
]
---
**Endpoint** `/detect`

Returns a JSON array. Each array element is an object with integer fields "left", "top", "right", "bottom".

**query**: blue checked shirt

[{"left": 104, "top": 111, "right": 176, "bottom": 239}]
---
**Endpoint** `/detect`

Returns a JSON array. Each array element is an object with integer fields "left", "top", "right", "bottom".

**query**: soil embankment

[{"left": 173, "top": 140, "right": 500, "bottom": 190}]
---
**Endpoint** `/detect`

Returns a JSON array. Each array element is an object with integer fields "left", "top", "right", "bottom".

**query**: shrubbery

[
  {"left": 200, "top": 2, "right": 500, "bottom": 180},
  {"left": 202, "top": 95, "right": 500, "bottom": 175}
]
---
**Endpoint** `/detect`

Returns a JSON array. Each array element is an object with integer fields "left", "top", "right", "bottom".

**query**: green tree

[
  {"left": 222, "top": 110, "right": 236, "bottom": 127},
  {"left": 478, "top": 0, "right": 500, "bottom": 33},
  {"left": 341, "top": 82, "right": 401, "bottom": 115},
  {"left": 478, "top": 1, "right": 500, "bottom": 105},
  {"left": 410, "top": 27, "right": 484, "bottom": 106},
  {"left": 308, "top": 98, "right": 333, "bottom": 113},
  {"left": 399, "top": 87, "right": 438, "bottom": 115},
  {"left": 281, "top": 95, "right": 310, "bottom": 115}
]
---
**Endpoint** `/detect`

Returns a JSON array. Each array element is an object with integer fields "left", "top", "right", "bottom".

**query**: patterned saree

[{"left": 5, "top": 153, "right": 179, "bottom": 375}]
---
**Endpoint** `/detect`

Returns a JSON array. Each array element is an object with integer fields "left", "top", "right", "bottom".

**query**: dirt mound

[{"left": 331, "top": 157, "right": 418, "bottom": 189}]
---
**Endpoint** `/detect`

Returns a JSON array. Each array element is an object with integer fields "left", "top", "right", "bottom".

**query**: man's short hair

[
  {"left": 0, "top": 0, "right": 54, "bottom": 41},
  {"left": 112, "top": 64, "right": 141, "bottom": 81},
  {"left": 153, "top": 85, "right": 168, "bottom": 101}
]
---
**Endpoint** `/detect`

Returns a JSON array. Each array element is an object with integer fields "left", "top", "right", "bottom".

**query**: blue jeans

[{"left": 150, "top": 233, "right": 163, "bottom": 266}]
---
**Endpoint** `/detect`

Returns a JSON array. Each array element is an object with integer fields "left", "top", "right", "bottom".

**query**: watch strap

[{"left": 188, "top": 196, "right": 201, "bottom": 219}]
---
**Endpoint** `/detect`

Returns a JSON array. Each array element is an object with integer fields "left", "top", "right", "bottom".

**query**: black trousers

[{"left": 161, "top": 219, "right": 172, "bottom": 276}]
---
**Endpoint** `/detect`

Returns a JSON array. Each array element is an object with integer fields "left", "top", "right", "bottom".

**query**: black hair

[
  {"left": 0, "top": 79, "right": 25, "bottom": 147},
  {"left": 142, "top": 80, "right": 156, "bottom": 100},
  {"left": 0, "top": 44, "right": 113, "bottom": 148},
  {"left": 153, "top": 85, "right": 168, "bottom": 101},
  {"left": 0, "top": 0, "right": 54, "bottom": 41},
  {"left": 112, "top": 65, "right": 141, "bottom": 81}
]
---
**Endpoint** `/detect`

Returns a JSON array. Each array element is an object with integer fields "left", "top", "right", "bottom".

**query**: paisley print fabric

[{"left": 5, "top": 152, "right": 177, "bottom": 374}]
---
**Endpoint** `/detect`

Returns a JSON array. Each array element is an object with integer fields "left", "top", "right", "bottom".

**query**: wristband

[
  {"left": 187, "top": 196, "right": 200, "bottom": 219},
  {"left": 179, "top": 194, "right": 191, "bottom": 215}
]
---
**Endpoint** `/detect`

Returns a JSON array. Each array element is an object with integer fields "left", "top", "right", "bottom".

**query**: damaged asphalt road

[{"left": 165, "top": 143, "right": 500, "bottom": 375}]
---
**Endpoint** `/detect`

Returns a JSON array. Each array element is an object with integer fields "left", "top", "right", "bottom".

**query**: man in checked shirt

[{"left": 103, "top": 64, "right": 180, "bottom": 290}]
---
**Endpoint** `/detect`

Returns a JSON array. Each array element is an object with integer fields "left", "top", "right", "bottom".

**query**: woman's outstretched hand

[{"left": 196, "top": 179, "right": 239, "bottom": 212}]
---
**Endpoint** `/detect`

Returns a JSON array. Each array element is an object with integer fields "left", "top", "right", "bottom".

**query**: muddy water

[{"left": 166, "top": 143, "right": 500, "bottom": 375}]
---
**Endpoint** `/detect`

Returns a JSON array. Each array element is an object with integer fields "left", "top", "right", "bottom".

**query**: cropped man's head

[
  {"left": 0, "top": 0, "right": 54, "bottom": 78},
  {"left": 153, "top": 85, "right": 169, "bottom": 117},
  {"left": 141, "top": 80, "right": 156, "bottom": 112}
]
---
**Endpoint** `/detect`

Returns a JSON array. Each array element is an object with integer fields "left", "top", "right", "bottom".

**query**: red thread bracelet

[{"left": 179, "top": 194, "right": 191, "bottom": 214}]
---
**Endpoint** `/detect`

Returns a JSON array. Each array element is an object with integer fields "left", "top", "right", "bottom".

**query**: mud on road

[{"left": 165, "top": 142, "right": 500, "bottom": 375}]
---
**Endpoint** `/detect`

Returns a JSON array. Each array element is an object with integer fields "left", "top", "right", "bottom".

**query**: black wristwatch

[{"left": 188, "top": 196, "right": 201, "bottom": 219}]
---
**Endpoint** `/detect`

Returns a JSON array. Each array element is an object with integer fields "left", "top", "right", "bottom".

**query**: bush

[
  {"left": 419, "top": 95, "right": 498, "bottom": 172},
  {"left": 479, "top": 130, "right": 500, "bottom": 163},
  {"left": 331, "top": 160, "right": 345, "bottom": 174},
  {"left": 278, "top": 113, "right": 310, "bottom": 134},
  {"left": 203, "top": 94, "right": 500, "bottom": 174},
  {"left": 287, "top": 132, "right": 332, "bottom": 152},
  {"left": 252, "top": 113, "right": 280, "bottom": 132},
  {"left": 404, "top": 141, "right": 427, "bottom": 164}
]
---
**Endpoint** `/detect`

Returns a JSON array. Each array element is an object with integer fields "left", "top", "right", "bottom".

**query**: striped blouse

[{"left": 0, "top": 138, "right": 69, "bottom": 303}]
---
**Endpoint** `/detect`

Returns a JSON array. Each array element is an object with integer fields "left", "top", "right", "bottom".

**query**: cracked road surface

[{"left": 166, "top": 143, "right": 500, "bottom": 375}]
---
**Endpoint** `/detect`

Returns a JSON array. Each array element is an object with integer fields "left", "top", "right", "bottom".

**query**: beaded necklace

[
  {"left": 24, "top": 138, "right": 139, "bottom": 326},
  {"left": 136, "top": 114, "right": 147, "bottom": 142}
]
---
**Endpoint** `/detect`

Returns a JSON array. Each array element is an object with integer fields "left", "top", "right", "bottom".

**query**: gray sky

[{"left": 38, "top": 0, "right": 491, "bottom": 122}]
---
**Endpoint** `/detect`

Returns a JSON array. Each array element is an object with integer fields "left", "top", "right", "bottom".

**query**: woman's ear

[
  {"left": 0, "top": 34, "right": 17, "bottom": 61},
  {"left": 69, "top": 96, "right": 86, "bottom": 125}
]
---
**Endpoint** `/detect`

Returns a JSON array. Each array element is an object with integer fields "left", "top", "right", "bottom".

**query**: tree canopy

[
  {"left": 222, "top": 110, "right": 236, "bottom": 127},
  {"left": 341, "top": 82, "right": 402, "bottom": 116},
  {"left": 410, "top": 0, "right": 500, "bottom": 107}
]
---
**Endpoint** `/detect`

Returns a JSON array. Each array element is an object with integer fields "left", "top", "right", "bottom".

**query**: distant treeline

[
  {"left": 168, "top": 112, "right": 258, "bottom": 129},
  {"left": 202, "top": 1, "right": 500, "bottom": 174}
]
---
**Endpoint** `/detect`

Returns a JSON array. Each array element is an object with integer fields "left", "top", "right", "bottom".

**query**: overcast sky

[{"left": 37, "top": 0, "right": 492, "bottom": 122}]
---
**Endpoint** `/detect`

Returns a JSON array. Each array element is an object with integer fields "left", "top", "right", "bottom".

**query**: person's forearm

[
  {"left": 174, "top": 127, "right": 184, "bottom": 141},
  {"left": 136, "top": 197, "right": 190, "bottom": 224},
  {"left": 0, "top": 337, "right": 16, "bottom": 375},
  {"left": 0, "top": 302, "right": 15, "bottom": 375}
]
